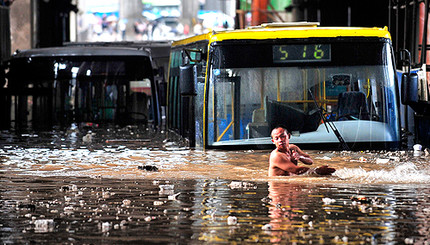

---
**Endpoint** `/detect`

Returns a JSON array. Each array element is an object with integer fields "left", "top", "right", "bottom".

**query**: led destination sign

[{"left": 273, "top": 44, "right": 331, "bottom": 63}]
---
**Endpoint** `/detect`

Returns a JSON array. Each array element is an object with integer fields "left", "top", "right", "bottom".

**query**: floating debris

[
  {"left": 34, "top": 219, "right": 54, "bottom": 233},
  {"left": 101, "top": 222, "right": 111, "bottom": 233},
  {"left": 413, "top": 144, "right": 422, "bottom": 151},
  {"left": 159, "top": 184, "right": 174, "bottom": 190},
  {"left": 120, "top": 220, "right": 128, "bottom": 228},
  {"left": 138, "top": 165, "right": 159, "bottom": 171},
  {"left": 122, "top": 199, "right": 131, "bottom": 207},
  {"left": 102, "top": 191, "right": 112, "bottom": 199},
  {"left": 63, "top": 206, "right": 74, "bottom": 215},
  {"left": 322, "top": 197, "right": 336, "bottom": 205},
  {"left": 18, "top": 203, "right": 36, "bottom": 212},
  {"left": 404, "top": 238, "right": 414, "bottom": 244},
  {"left": 229, "top": 181, "right": 254, "bottom": 189},
  {"left": 262, "top": 224, "right": 272, "bottom": 230},
  {"left": 261, "top": 196, "right": 271, "bottom": 203},
  {"left": 60, "top": 184, "right": 78, "bottom": 192},
  {"left": 168, "top": 193, "right": 180, "bottom": 200},
  {"left": 375, "top": 158, "right": 390, "bottom": 164},
  {"left": 316, "top": 156, "right": 332, "bottom": 160},
  {"left": 153, "top": 201, "right": 164, "bottom": 206},
  {"left": 227, "top": 216, "right": 237, "bottom": 225},
  {"left": 159, "top": 184, "right": 175, "bottom": 195},
  {"left": 82, "top": 132, "right": 93, "bottom": 143},
  {"left": 350, "top": 195, "right": 371, "bottom": 204}
]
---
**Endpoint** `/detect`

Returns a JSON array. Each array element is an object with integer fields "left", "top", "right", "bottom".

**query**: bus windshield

[{"left": 207, "top": 39, "right": 400, "bottom": 149}]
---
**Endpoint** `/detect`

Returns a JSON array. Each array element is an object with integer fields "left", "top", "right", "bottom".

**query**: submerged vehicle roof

[
  {"left": 12, "top": 46, "right": 150, "bottom": 58},
  {"left": 172, "top": 22, "right": 392, "bottom": 47},
  {"left": 63, "top": 40, "right": 172, "bottom": 59}
]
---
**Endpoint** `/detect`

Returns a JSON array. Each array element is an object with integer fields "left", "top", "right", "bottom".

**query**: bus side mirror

[
  {"left": 158, "top": 81, "right": 167, "bottom": 106},
  {"left": 0, "top": 63, "right": 6, "bottom": 87},
  {"left": 179, "top": 64, "right": 196, "bottom": 96},
  {"left": 399, "top": 49, "right": 419, "bottom": 105},
  {"left": 401, "top": 72, "right": 418, "bottom": 105}
]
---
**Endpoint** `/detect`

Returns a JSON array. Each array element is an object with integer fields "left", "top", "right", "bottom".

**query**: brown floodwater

[{"left": 1, "top": 124, "right": 430, "bottom": 244}]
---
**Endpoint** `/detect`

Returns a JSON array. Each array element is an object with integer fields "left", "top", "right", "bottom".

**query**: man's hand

[
  {"left": 315, "top": 165, "right": 336, "bottom": 175},
  {"left": 291, "top": 150, "right": 313, "bottom": 165},
  {"left": 291, "top": 150, "right": 301, "bottom": 161}
]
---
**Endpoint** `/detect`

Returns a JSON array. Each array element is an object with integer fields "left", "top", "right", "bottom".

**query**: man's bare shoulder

[
  {"left": 269, "top": 150, "right": 287, "bottom": 176},
  {"left": 269, "top": 149, "right": 282, "bottom": 160}
]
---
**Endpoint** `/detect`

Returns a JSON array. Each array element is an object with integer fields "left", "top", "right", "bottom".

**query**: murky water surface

[{"left": 1, "top": 125, "right": 430, "bottom": 244}]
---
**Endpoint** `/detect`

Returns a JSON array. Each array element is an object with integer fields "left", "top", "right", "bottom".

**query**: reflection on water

[{"left": 1, "top": 125, "right": 430, "bottom": 243}]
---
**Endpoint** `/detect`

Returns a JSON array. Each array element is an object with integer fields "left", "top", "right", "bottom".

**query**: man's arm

[
  {"left": 290, "top": 144, "right": 310, "bottom": 157},
  {"left": 290, "top": 145, "right": 313, "bottom": 165},
  {"left": 296, "top": 154, "right": 313, "bottom": 165}
]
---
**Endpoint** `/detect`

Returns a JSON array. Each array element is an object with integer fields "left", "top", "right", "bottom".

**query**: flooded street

[{"left": 2, "top": 125, "right": 430, "bottom": 243}]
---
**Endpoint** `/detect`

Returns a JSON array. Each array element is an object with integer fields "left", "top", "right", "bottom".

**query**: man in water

[{"left": 269, "top": 127, "right": 336, "bottom": 177}]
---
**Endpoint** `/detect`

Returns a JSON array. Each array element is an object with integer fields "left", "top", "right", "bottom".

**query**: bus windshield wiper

[{"left": 308, "top": 89, "right": 350, "bottom": 151}]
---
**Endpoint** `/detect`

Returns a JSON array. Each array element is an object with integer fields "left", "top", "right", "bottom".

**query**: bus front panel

[{"left": 205, "top": 38, "right": 400, "bottom": 150}]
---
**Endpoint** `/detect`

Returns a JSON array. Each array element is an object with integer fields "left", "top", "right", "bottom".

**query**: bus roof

[
  {"left": 63, "top": 41, "right": 172, "bottom": 59},
  {"left": 172, "top": 25, "right": 391, "bottom": 47},
  {"left": 12, "top": 46, "right": 150, "bottom": 58}
]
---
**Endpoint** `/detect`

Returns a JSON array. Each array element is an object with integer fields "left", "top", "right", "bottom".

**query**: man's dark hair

[{"left": 271, "top": 126, "right": 290, "bottom": 138}]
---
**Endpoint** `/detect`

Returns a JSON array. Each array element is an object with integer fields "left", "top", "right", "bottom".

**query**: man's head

[{"left": 271, "top": 127, "right": 290, "bottom": 151}]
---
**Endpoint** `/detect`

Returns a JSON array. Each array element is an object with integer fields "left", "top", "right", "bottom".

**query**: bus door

[
  {"left": 178, "top": 64, "right": 193, "bottom": 146},
  {"left": 178, "top": 63, "right": 205, "bottom": 147},
  {"left": 212, "top": 76, "right": 241, "bottom": 143}
]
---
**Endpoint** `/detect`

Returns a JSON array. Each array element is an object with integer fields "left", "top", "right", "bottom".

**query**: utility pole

[
  {"left": 119, "top": 0, "right": 143, "bottom": 41},
  {"left": 252, "top": 0, "right": 268, "bottom": 26},
  {"left": 181, "top": 0, "right": 199, "bottom": 31}
]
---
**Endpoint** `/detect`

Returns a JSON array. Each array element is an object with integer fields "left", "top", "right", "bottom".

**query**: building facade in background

[{"left": 76, "top": 0, "right": 239, "bottom": 42}]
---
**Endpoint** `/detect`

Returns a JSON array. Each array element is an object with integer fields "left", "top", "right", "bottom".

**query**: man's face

[{"left": 271, "top": 128, "right": 289, "bottom": 150}]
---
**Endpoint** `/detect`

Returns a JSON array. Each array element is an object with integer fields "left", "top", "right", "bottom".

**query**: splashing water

[
  {"left": 1, "top": 128, "right": 430, "bottom": 185},
  {"left": 335, "top": 162, "right": 430, "bottom": 184}
]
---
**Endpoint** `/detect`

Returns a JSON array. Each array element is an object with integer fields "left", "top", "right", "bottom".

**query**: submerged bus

[
  {"left": 167, "top": 23, "right": 401, "bottom": 150},
  {"left": 1, "top": 46, "right": 160, "bottom": 130}
]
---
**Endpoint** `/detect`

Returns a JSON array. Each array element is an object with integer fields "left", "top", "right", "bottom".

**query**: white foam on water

[{"left": 334, "top": 162, "right": 430, "bottom": 184}]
